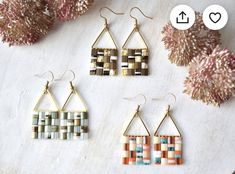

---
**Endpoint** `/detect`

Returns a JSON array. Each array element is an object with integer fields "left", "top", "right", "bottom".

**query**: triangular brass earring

[
  {"left": 90, "top": 7, "right": 124, "bottom": 76},
  {"left": 32, "top": 71, "right": 60, "bottom": 139},
  {"left": 122, "top": 7, "right": 153, "bottom": 76},
  {"left": 152, "top": 93, "right": 183, "bottom": 165},
  {"left": 56, "top": 70, "right": 89, "bottom": 140},
  {"left": 121, "top": 94, "right": 151, "bottom": 165}
]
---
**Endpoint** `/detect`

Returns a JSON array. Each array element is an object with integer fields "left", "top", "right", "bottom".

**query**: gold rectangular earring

[
  {"left": 90, "top": 7, "right": 124, "bottom": 76},
  {"left": 122, "top": 7, "right": 152, "bottom": 76}
]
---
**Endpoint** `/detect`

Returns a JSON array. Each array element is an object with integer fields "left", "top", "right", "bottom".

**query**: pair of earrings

[
  {"left": 32, "top": 71, "right": 89, "bottom": 140},
  {"left": 90, "top": 7, "right": 153, "bottom": 76},
  {"left": 122, "top": 94, "right": 183, "bottom": 165}
]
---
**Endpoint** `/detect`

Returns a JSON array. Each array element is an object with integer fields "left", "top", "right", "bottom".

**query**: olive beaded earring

[
  {"left": 122, "top": 7, "right": 153, "bottom": 76},
  {"left": 56, "top": 70, "right": 89, "bottom": 140},
  {"left": 32, "top": 71, "right": 60, "bottom": 140},
  {"left": 90, "top": 7, "right": 124, "bottom": 76}
]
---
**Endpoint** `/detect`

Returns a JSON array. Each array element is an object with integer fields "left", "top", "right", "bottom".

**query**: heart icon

[{"left": 209, "top": 12, "right": 222, "bottom": 23}]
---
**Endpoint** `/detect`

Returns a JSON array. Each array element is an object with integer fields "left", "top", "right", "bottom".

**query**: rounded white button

[
  {"left": 170, "top": 5, "right": 195, "bottom": 30},
  {"left": 203, "top": 5, "right": 228, "bottom": 30}
]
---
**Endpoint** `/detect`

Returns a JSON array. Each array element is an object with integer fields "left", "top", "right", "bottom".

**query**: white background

[{"left": 0, "top": 0, "right": 235, "bottom": 174}]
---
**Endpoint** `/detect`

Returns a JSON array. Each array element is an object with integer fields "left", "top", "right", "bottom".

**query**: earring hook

[
  {"left": 130, "top": 7, "right": 153, "bottom": 27},
  {"left": 152, "top": 93, "right": 177, "bottom": 108},
  {"left": 123, "top": 94, "right": 147, "bottom": 107},
  {"left": 34, "top": 71, "right": 54, "bottom": 83},
  {"left": 55, "top": 70, "right": 76, "bottom": 91},
  {"left": 55, "top": 70, "right": 76, "bottom": 82},
  {"left": 99, "top": 7, "right": 124, "bottom": 27}
]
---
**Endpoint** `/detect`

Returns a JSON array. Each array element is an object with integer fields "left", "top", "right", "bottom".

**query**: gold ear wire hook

[
  {"left": 123, "top": 94, "right": 147, "bottom": 106},
  {"left": 55, "top": 70, "right": 76, "bottom": 91},
  {"left": 166, "top": 93, "right": 176, "bottom": 109},
  {"left": 123, "top": 94, "right": 147, "bottom": 115},
  {"left": 99, "top": 7, "right": 124, "bottom": 27},
  {"left": 34, "top": 71, "right": 54, "bottom": 92},
  {"left": 130, "top": 7, "right": 153, "bottom": 27},
  {"left": 55, "top": 70, "right": 75, "bottom": 82},
  {"left": 162, "top": 93, "right": 175, "bottom": 117},
  {"left": 35, "top": 71, "right": 54, "bottom": 82},
  {"left": 152, "top": 92, "right": 176, "bottom": 109}
]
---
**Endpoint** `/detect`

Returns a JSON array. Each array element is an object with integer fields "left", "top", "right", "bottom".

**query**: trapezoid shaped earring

[
  {"left": 121, "top": 7, "right": 153, "bottom": 76},
  {"left": 121, "top": 94, "right": 151, "bottom": 165},
  {"left": 32, "top": 71, "right": 60, "bottom": 140},
  {"left": 57, "top": 70, "right": 89, "bottom": 140},
  {"left": 90, "top": 7, "right": 124, "bottom": 76},
  {"left": 152, "top": 93, "right": 183, "bottom": 165}
]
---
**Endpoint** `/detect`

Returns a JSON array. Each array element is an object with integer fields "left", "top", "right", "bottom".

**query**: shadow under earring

[
  {"left": 32, "top": 71, "right": 60, "bottom": 140},
  {"left": 58, "top": 70, "right": 89, "bottom": 140},
  {"left": 121, "top": 7, "right": 152, "bottom": 76},
  {"left": 90, "top": 7, "right": 124, "bottom": 76},
  {"left": 153, "top": 97, "right": 183, "bottom": 165},
  {"left": 122, "top": 95, "right": 151, "bottom": 165}
]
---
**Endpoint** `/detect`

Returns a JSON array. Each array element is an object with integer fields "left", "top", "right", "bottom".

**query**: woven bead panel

[
  {"left": 32, "top": 111, "right": 88, "bottom": 140},
  {"left": 32, "top": 111, "right": 59, "bottom": 139},
  {"left": 154, "top": 136, "right": 183, "bottom": 165},
  {"left": 122, "top": 136, "right": 151, "bottom": 165},
  {"left": 90, "top": 48, "right": 118, "bottom": 76},
  {"left": 121, "top": 49, "right": 149, "bottom": 76},
  {"left": 60, "top": 111, "right": 88, "bottom": 140}
]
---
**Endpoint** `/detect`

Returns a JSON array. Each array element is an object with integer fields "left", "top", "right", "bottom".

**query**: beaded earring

[
  {"left": 121, "top": 7, "right": 153, "bottom": 76},
  {"left": 32, "top": 71, "right": 60, "bottom": 140},
  {"left": 56, "top": 70, "right": 89, "bottom": 140},
  {"left": 121, "top": 94, "right": 151, "bottom": 165},
  {"left": 90, "top": 7, "right": 124, "bottom": 76},
  {"left": 152, "top": 94, "right": 183, "bottom": 165}
]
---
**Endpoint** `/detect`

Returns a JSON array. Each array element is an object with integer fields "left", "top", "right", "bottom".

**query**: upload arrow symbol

[
  {"left": 176, "top": 11, "right": 189, "bottom": 24},
  {"left": 179, "top": 11, "right": 186, "bottom": 19}
]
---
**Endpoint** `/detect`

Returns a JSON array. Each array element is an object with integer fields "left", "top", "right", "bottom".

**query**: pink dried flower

[
  {"left": 184, "top": 45, "right": 235, "bottom": 106},
  {"left": 0, "top": 0, "right": 54, "bottom": 46},
  {"left": 47, "top": 0, "right": 93, "bottom": 21},
  {"left": 162, "top": 12, "right": 221, "bottom": 66}
]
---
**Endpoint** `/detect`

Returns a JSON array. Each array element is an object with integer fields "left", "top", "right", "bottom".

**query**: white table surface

[{"left": 0, "top": 0, "right": 235, "bottom": 174}]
